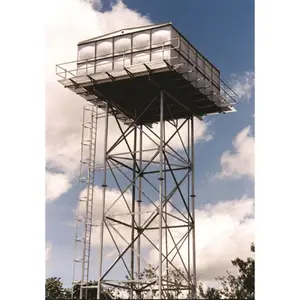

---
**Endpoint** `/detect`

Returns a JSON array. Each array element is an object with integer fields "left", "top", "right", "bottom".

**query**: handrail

[{"left": 56, "top": 54, "right": 181, "bottom": 80}]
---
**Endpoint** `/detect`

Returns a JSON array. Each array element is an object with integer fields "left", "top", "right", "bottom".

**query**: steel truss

[{"left": 74, "top": 90, "right": 197, "bottom": 299}]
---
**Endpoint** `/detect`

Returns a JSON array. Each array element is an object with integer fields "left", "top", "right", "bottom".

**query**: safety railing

[{"left": 175, "top": 36, "right": 237, "bottom": 105}]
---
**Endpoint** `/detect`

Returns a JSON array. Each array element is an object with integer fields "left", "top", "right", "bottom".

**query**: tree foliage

[
  {"left": 45, "top": 277, "right": 71, "bottom": 300},
  {"left": 199, "top": 243, "right": 255, "bottom": 299},
  {"left": 45, "top": 278, "right": 112, "bottom": 300}
]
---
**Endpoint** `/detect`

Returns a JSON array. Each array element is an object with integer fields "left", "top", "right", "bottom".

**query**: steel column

[
  {"left": 97, "top": 101, "right": 109, "bottom": 300},
  {"left": 158, "top": 90, "right": 164, "bottom": 299},
  {"left": 191, "top": 117, "right": 197, "bottom": 298}
]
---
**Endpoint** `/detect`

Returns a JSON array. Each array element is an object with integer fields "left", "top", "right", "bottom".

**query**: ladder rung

[
  {"left": 80, "top": 180, "right": 93, "bottom": 184},
  {"left": 80, "top": 285, "right": 98, "bottom": 289}
]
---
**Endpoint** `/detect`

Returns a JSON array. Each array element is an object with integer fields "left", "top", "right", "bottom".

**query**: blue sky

[
  {"left": 119, "top": 0, "right": 255, "bottom": 200},
  {"left": 45, "top": 0, "right": 254, "bottom": 287}
]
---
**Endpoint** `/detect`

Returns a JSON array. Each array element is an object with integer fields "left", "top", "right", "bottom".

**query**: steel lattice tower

[{"left": 56, "top": 22, "right": 236, "bottom": 299}]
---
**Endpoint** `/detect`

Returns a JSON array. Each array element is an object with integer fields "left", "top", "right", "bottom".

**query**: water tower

[{"left": 56, "top": 22, "right": 236, "bottom": 299}]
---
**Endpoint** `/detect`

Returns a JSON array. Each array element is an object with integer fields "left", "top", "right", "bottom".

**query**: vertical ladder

[{"left": 72, "top": 104, "right": 99, "bottom": 299}]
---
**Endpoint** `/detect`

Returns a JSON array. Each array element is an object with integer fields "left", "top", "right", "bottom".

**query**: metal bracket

[
  {"left": 124, "top": 67, "right": 134, "bottom": 78},
  {"left": 106, "top": 71, "right": 115, "bottom": 81},
  {"left": 69, "top": 78, "right": 79, "bottom": 89},
  {"left": 87, "top": 75, "right": 97, "bottom": 84},
  {"left": 144, "top": 63, "right": 153, "bottom": 76},
  {"left": 163, "top": 59, "right": 174, "bottom": 71}
]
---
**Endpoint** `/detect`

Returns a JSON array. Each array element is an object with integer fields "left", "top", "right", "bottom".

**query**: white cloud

[
  {"left": 195, "top": 197, "right": 254, "bottom": 281},
  {"left": 230, "top": 71, "right": 254, "bottom": 102},
  {"left": 46, "top": 242, "right": 52, "bottom": 262},
  {"left": 46, "top": 171, "right": 71, "bottom": 201},
  {"left": 216, "top": 126, "right": 254, "bottom": 180},
  {"left": 45, "top": 0, "right": 211, "bottom": 202}
]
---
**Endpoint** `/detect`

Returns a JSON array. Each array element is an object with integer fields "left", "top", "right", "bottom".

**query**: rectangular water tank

[{"left": 76, "top": 23, "right": 221, "bottom": 96}]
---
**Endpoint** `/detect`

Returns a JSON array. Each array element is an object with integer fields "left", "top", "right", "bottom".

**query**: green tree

[
  {"left": 45, "top": 277, "right": 70, "bottom": 300},
  {"left": 199, "top": 243, "right": 255, "bottom": 300},
  {"left": 45, "top": 278, "right": 112, "bottom": 299}
]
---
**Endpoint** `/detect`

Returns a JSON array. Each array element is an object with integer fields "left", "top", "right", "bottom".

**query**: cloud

[
  {"left": 46, "top": 242, "right": 52, "bottom": 262},
  {"left": 45, "top": 1, "right": 211, "bottom": 202},
  {"left": 216, "top": 126, "right": 254, "bottom": 180},
  {"left": 195, "top": 197, "right": 254, "bottom": 281},
  {"left": 230, "top": 71, "right": 254, "bottom": 102},
  {"left": 46, "top": 171, "right": 72, "bottom": 201}
]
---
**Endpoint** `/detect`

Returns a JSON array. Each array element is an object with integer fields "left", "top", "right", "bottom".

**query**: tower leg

[
  {"left": 137, "top": 125, "right": 143, "bottom": 299},
  {"left": 97, "top": 102, "right": 109, "bottom": 300},
  {"left": 191, "top": 117, "right": 197, "bottom": 298},
  {"left": 158, "top": 90, "right": 164, "bottom": 299}
]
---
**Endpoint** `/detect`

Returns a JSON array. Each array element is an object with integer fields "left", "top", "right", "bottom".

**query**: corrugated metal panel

[{"left": 78, "top": 22, "right": 172, "bottom": 45}]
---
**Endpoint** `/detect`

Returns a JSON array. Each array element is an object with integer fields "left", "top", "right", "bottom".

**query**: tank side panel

[
  {"left": 149, "top": 26, "right": 172, "bottom": 62},
  {"left": 170, "top": 26, "right": 180, "bottom": 65},
  {"left": 78, "top": 42, "right": 95, "bottom": 61},
  {"left": 96, "top": 38, "right": 113, "bottom": 58},
  {"left": 132, "top": 30, "right": 151, "bottom": 51}
]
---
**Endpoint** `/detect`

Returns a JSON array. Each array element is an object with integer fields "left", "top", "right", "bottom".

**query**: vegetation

[
  {"left": 45, "top": 278, "right": 112, "bottom": 300},
  {"left": 46, "top": 244, "right": 254, "bottom": 299},
  {"left": 45, "top": 277, "right": 71, "bottom": 300},
  {"left": 199, "top": 243, "right": 255, "bottom": 300}
]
